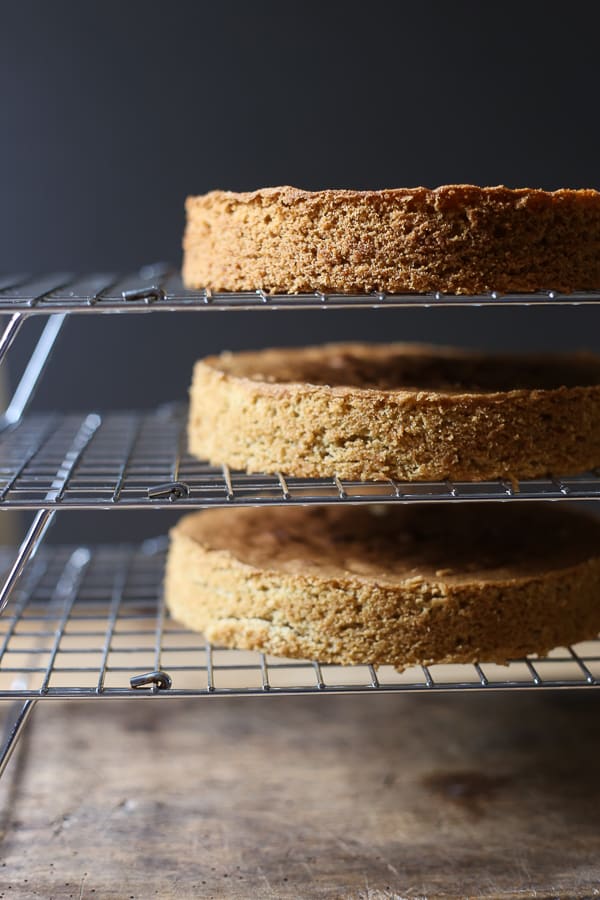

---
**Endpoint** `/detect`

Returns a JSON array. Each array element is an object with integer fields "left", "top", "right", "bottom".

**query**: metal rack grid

[
  {"left": 1, "top": 407, "right": 600, "bottom": 510},
  {"left": 0, "top": 272, "right": 597, "bottom": 781},
  {"left": 0, "top": 540, "right": 598, "bottom": 701},
  {"left": 2, "top": 270, "right": 600, "bottom": 312}
]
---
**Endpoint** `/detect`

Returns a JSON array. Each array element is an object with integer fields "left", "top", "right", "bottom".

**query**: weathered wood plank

[{"left": 0, "top": 693, "right": 598, "bottom": 898}]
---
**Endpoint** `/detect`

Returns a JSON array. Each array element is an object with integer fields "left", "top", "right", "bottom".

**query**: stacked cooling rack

[{"left": 0, "top": 267, "right": 599, "bottom": 778}]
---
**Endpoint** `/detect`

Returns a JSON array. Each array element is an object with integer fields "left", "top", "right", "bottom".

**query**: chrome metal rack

[
  {"left": 0, "top": 267, "right": 598, "bottom": 778},
  {"left": 1, "top": 541, "right": 596, "bottom": 703},
  {"left": 2, "top": 408, "right": 599, "bottom": 511},
  {"left": 1, "top": 538, "right": 597, "bottom": 776},
  {"left": 1, "top": 270, "right": 600, "bottom": 315}
]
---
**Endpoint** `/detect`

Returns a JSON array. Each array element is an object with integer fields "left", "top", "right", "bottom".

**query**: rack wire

[
  {"left": 1, "top": 408, "right": 599, "bottom": 510},
  {"left": 0, "top": 540, "right": 598, "bottom": 701},
  {"left": 0, "top": 267, "right": 598, "bottom": 776},
  {"left": 2, "top": 270, "right": 600, "bottom": 312}
]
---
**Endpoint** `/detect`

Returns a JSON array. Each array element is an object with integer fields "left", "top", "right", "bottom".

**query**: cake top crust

[
  {"left": 186, "top": 184, "right": 600, "bottom": 209},
  {"left": 200, "top": 342, "right": 600, "bottom": 396},
  {"left": 174, "top": 504, "right": 600, "bottom": 587}
]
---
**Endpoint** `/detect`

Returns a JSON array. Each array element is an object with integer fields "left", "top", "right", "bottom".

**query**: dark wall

[{"left": 1, "top": 0, "right": 599, "bottom": 541}]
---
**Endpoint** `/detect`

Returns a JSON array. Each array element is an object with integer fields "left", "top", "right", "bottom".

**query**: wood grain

[{"left": 0, "top": 692, "right": 599, "bottom": 899}]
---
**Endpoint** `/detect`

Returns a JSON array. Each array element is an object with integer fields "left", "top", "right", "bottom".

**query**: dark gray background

[{"left": 1, "top": 0, "right": 599, "bottom": 541}]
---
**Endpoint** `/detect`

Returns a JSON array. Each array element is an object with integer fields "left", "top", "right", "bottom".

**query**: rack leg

[
  {"left": 0, "top": 700, "right": 36, "bottom": 780},
  {"left": 0, "top": 510, "right": 55, "bottom": 615},
  {"left": 0, "top": 313, "right": 66, "bottom": 430},
  {"left": 0, "top": 314, "right": 25, "bottom": 368}
]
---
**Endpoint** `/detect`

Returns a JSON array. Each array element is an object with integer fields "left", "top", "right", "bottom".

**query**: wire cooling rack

[
  {"left": 1, "top": 407, "right": 600, "bottom": 510},
  {"left": 2, "top": 269, "right": 600, "bottom": 311},
  {"left": 0, "top": 540, "right": 598, "bottom": 700}
]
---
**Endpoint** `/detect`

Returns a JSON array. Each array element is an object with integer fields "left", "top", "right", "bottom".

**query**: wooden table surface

[{"left": 0, "top": 691, "right": 599, "bottom": 899}]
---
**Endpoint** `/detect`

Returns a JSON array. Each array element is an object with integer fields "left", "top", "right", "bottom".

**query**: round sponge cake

[
  {"left": 165, "top": 504, "right": 600, "bottom": 669},
  {"left": 183, "top": 185, "right": 600, "bottom": 294},
  {"left": 188, "top": 342, "right": 600, "bottom": 482}
]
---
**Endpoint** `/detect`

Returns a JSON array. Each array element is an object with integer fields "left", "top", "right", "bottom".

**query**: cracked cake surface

[
  {"left": 165, "top": 504, "right": 600, "bottom": 669},
  {"left": 182, "top": 184, "right": 600, "bottom": 294},
  {"left": 187, "top": 342, "right": 600, "bottom": 482}
]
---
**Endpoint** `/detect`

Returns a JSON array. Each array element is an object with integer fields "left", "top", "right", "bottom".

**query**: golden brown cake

[
  {"left": 182, "top": 185, "right": 600, "bottom": 294},
  {"left": 165, "top": 504, "right": 600, "bottom": 668},
  {"left": 187, "top": 342, "right": 600, "bottom": 482}
]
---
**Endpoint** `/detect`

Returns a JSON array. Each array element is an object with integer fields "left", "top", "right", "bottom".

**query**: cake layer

[
  {"left": 187, "top": 342, "right": 600, "bottom": 481},
  {"left": 183, "top": 185, "right": 600, "bottom": 294},
  {"left": 165, "top": 504, "right": 600, "bottom": 668}
]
